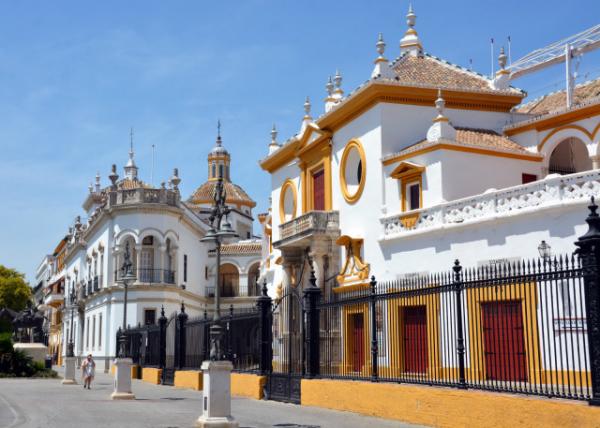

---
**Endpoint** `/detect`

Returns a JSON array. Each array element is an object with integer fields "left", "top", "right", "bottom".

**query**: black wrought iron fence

[
  {"left": 318, "top": 255, "right": 592, "bottom": 400},
  {"left": 120, "top": 305, "right": 261, "bottom": 377}
]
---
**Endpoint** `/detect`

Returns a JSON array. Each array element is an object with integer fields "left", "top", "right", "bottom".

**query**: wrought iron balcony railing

[{"left": 114, "top": 268, "right": 176, "bottom": 285}]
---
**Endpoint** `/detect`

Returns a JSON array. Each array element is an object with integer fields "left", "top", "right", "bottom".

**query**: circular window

[
  {"left": 340, "top": 140, "right": 366, "bottom": 203},
  {"left": 279, "top": 179, "right": 297, "bottom": 223}
]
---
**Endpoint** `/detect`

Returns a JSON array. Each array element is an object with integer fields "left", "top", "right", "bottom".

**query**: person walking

[{"left": 81, "top": 354, "right": 95, "bottom": 389}]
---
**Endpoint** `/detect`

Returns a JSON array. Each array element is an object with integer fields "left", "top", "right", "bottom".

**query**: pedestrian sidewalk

[{"left": 0, "top": 368, "right": 422, "bottom": 428}]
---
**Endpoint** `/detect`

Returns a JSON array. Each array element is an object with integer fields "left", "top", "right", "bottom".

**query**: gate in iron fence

[
  {"left": 265, "top": 268, "right": 321, "bottom": 404},
  {"left": 267, "top": 286, "right": 305, "bottom": 403}
]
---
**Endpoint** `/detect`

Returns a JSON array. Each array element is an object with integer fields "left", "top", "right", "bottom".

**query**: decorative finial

[
  {"left": 407, "top": 3, "right": 416, "bottom": 28},
  {"left": 304, "top": 96, "right": 311, "bottom": 115},
  {"left": 427, "top": 88, "right": 455, "bottom": 142},
  {"left": 376, "top": 33, "right": 386, "bottom": 57},
  {"left": 326, "top": 76, "right": 334, "bottom": 96},
  {"left": 271, "top": 124, "right": 278, "bottom": 143},
  {"left": 95, "top": 172, "right": 101, "bottom": 192},
  {"left": 216, "top": 120, "right": 222, "bottom": 146},
  {"left": 400, "top": 3, "right": 422, "bottom": 56},
  {"left": 109, "top": 164, "right": 119, "bottom": 188},
  {"left": 88, "top": 183, "right": 93, "bottom": 194},
  {"left": 334, "top": 70, "right": 342, "bottom": 90},
  {"left": 435, "top": 89, "right": 445, "bottom": 116},
  {"left": 498, "top": 46, "right": 507, "bottom": 70},
  {"left": 170, "top": 168, "right": 181, "bottom": 190}
]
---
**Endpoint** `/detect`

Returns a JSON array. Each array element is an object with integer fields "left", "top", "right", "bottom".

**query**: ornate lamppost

[
  {"left": 62, "top": 282, "right": 78, "bottom": 385},
  {"left": 196, "top": 173, "right": 239, "bottom": 428},
  {"left": 118, "top": 242, "right": 136, "bottom": 358},
  {"left": 201, "top": 176, "right": 239, "bottom": 360},
  {"left": 111, "top": 242, "right": 137, "bottom": 400}
]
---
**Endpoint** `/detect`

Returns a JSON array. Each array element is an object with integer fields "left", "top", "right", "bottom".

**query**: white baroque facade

[
  {"left": 259, "top": 6, "right": 600, "bottom": 295},
  {"left": 41, "top": 133, "right": 261, "bottom": 370}
]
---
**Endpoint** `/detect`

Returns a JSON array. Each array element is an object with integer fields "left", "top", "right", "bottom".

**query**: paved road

[{"left": 0, "top": 369, "right": 421, "bottom": 428}]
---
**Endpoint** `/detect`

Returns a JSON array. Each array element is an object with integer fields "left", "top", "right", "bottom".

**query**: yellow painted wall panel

[
  {"left": 141, "top": 367, "right": 162, "bottom": 385},
  {"left": 231, "top": 373, "right": 266, "bottom": 399},
  {"left": 174, "top": 370, "right": 203, "bottom": 390},
  {"left": 301, "top": 378, "right": 600, "bottom": 428}
]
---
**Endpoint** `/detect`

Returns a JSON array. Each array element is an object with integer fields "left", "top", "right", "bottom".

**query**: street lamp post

[
  {"left": 62, "top": 283, "right": 78, "bottom": 385},
  {"left": 111, "top": 242, "right": 137, "bottom": 400},
  {"left": 196, "top": 175, "right": 239, "bottom": 428}
]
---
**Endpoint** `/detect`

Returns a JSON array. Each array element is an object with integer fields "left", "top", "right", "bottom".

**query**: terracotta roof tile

[
  {"left": 515, "top": 78, "right": 600, "bottom": 115},
  {"left": 392, "top": 54, "right": 522, "bottom": 95},
  {"left": 212, "top": 241, "right": 261, "bottom": 255},
  {"left": 386, "top": 127, "right": 535, "bottom": 161}
]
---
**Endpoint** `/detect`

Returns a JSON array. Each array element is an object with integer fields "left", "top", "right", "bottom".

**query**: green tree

[{"left": 0, "top": 265, "right": 31, "bottom": 312}]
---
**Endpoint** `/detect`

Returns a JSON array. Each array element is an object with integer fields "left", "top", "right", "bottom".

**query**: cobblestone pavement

[{"left": 0, "top": 369, "right": 421, "bottom": 428}]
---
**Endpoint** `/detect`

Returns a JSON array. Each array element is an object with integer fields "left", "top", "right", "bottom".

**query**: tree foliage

[{"left": 0, "top": 265, "right": 31, "bottom": 312}]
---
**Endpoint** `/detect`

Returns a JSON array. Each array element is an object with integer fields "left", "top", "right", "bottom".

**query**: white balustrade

[{"left": 381, "top": 170, "right": 600, "bottom": 240}]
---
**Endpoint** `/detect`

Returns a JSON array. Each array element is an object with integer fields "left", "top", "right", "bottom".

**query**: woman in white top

[{"left": 81, "top": 354, "right": 95, "bottom": 389}]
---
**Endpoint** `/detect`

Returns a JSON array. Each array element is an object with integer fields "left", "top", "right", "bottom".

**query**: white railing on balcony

[
  {"left": 278, "top": 211, "right": 340, "bottom": 243},
  {"left": 381, "top": 170, "right": 600, "bottom": 240}
]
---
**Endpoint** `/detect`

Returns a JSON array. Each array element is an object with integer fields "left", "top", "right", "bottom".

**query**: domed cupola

[
  {"left": 208, "top": 120, "right": 231, "bottom": 181},
  {"left": 188, "top": 122, "right": 256, "bottom": 211}
]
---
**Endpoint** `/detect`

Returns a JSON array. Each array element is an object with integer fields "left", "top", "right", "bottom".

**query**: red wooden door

[
  {"left": 482, "top": 301, "right": 528, "bottom": 382},
  {"left": 312, "top": 170, "right": 325, "bottom": 211},
  {"left": 351, "top": 314, "right": 365, "bottom": 372},
  {"left": 403, "top": 306, "right": 428, "bottom": 374}
]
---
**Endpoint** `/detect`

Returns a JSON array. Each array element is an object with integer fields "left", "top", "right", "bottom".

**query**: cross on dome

[{"left": 208, "top": 120, "right": 231, "bottom": 181}]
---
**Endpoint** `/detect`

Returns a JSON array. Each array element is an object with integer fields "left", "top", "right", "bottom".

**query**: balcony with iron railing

[
  {"left": 114, "top": 268, "right": 176, "bottom": 286},
  {"left": 274, "top": 210, "right": 340, "bottom": 249},
  {"left": 204, "top": 282, "right": 261, "bottom": 298}
]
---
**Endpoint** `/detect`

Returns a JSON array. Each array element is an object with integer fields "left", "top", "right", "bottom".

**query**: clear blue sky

[{"left": 0, "top": 0, "right": 598, "bottom": 284}]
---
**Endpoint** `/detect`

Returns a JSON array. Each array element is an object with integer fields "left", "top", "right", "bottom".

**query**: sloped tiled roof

[
  {"left": 188, "top": 180, "right": 256, "bottom": 208},
  {"left": 391, "top": 53, "right": 523, "bottom": 95},
  {"left": 515, "top": 78, "right": 600, "bottom": 115},
  {"left": 385, "top": 127, "right": 536, "bottom": 162}
]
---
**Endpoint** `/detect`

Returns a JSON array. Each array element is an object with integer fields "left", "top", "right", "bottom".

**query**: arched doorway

[
  {"left": 247, "top": 263, "right": 260, "bottom": 296},
  {"left": 220, "top": 263, "right": 239, "bottom": 297},
  {"left": 548, "top": 137, "right": 591, "bottom": 175}
]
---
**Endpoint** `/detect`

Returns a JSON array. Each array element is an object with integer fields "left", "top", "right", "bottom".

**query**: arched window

[
  {"left": 219, "top": 164, "right": 224, "bottom": 179},
  {"left": 247, "top": 263, "right": 260, "bottom": 296},
  {"left": 220, "top": 263, "right": 239, "bottom": 297}
]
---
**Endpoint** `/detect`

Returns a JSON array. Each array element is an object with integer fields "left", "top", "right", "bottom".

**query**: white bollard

[
  {"left": 196, "top": 360, "right": 238, "bottom": 428},
  {"left": 111, "top": 357, "right": 135, "bottom": 400},
  {"left": 62, "top": 356, "right": 77, "bottom": 385}
]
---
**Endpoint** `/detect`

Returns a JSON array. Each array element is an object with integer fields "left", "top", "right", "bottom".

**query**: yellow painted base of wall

[
  {"left": 301, "top": 379, "right": 600, "bottom": 428},
  {"left": 109, "top": 364, "right": 140, "bottom": 379},
  {"left": 231, "top": 373, "right": 266, "bottom": 400},
  {"left": 141, "top": 367, "right": 162, "bottom": 385},
  {"left": 174, "top": 370, "right": 203, "bottom": 391}
]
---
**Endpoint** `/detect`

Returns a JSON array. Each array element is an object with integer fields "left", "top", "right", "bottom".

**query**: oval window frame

[
  {"left": 340, "top": 139, "right": 367, "bottom": 204},
  {"left": 279, "top": 179, "right": 297, "bottom": 223}
]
